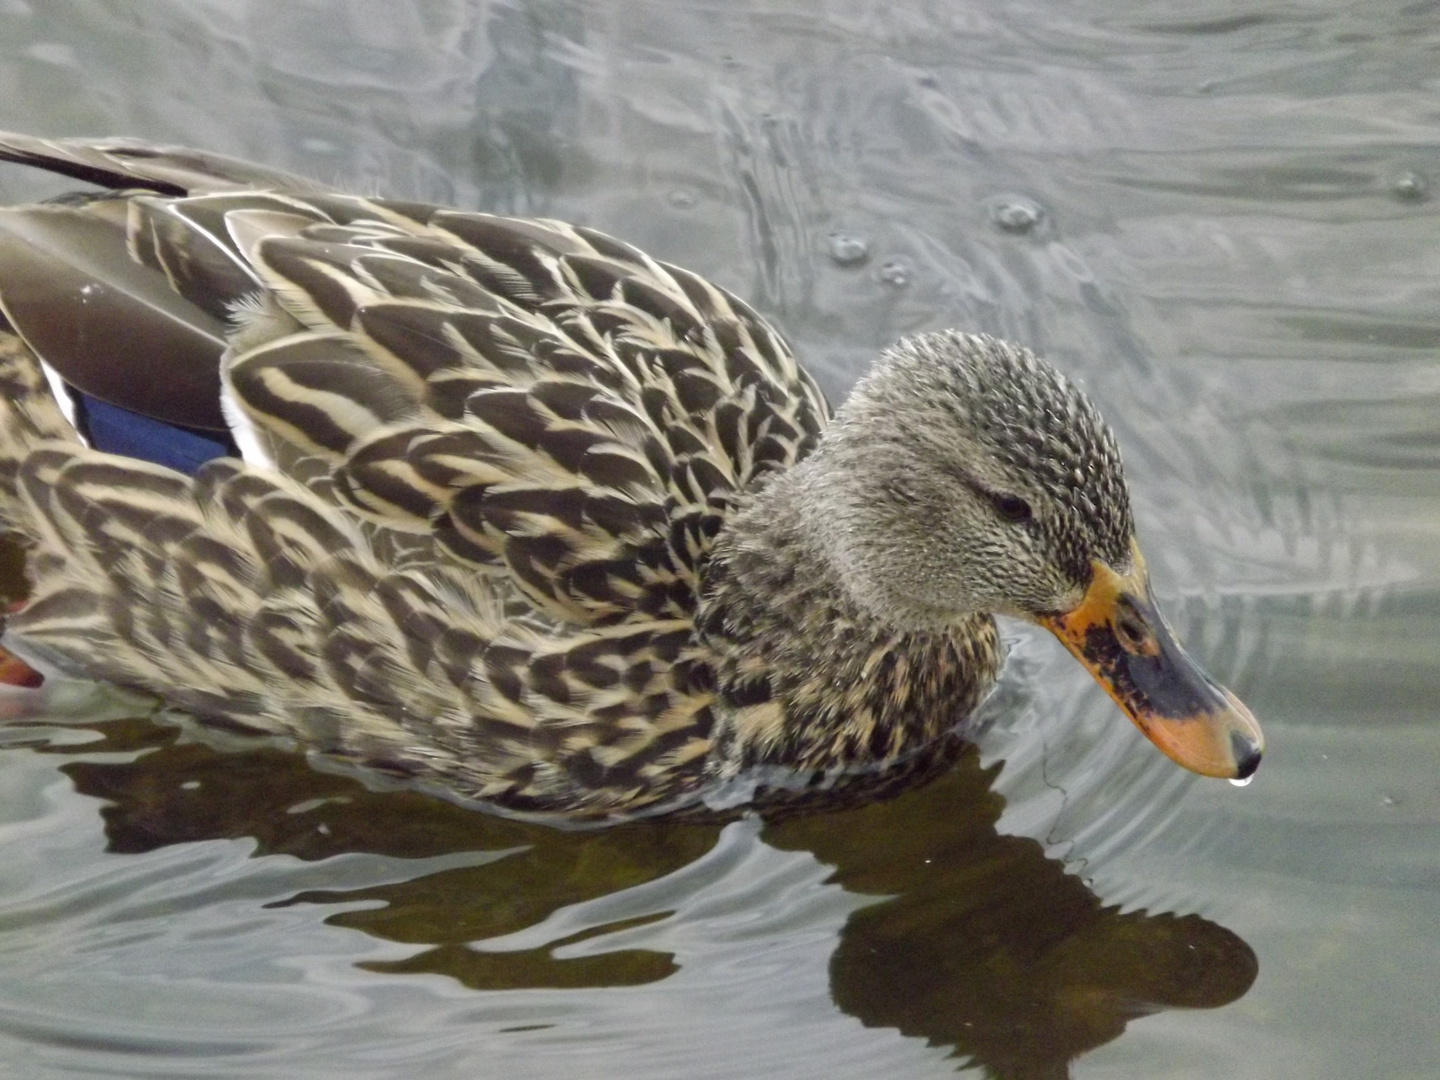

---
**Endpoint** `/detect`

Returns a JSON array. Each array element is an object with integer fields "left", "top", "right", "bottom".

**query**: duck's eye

[{"left": 992, "top": 494, "right": 1033, "bottom": 524}]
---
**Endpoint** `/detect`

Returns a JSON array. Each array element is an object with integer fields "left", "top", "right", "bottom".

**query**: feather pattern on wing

[
  {"left": 214, "top": 194, "right": 831, "bottom": 624},
  {"left": 0, "top": 132, "right": 834, "bottom": 822}
]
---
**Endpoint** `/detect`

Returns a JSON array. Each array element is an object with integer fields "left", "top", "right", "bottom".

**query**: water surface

[{"left": 0, "top": 1, "right": 1438, "bottom": 1077}]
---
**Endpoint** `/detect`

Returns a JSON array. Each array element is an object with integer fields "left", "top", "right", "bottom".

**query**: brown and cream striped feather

[{"left": 0, "top": 132, "right": 831, "bottom": 821}]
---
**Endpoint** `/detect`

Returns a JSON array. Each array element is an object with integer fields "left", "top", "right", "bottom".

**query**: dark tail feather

[{"left": 0, "top": 130, "right": 330, "bottom": 197}]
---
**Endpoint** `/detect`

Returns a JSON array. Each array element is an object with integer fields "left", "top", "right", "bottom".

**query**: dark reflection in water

[
  {"left": 33, "top": 716, "right": 1255, "bottom": 1079},
  {"left": 768, "top": 759, "right": 1257, "bottom": 1079}
]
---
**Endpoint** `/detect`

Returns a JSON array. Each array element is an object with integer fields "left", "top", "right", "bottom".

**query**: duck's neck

[{"left": 697, "top": 461, "right": 1000, "bottom": 781}]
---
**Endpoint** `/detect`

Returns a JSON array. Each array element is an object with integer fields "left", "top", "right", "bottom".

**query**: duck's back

[{"left": 0, "top": 132, "right": 831, "bottom": 821}]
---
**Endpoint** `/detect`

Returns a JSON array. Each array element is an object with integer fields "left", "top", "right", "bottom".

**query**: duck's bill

[{"left": 1037, "top": 552, "right": 1264, "bottom": 780}]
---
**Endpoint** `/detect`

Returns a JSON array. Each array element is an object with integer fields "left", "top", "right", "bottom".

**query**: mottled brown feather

[{"left": 0, "top": 132, "right": 1044, "bottom": 824}]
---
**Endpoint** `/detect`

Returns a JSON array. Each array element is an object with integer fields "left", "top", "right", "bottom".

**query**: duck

[{"left": 0, "top": 131, "right": 1263, "bottom": 824}]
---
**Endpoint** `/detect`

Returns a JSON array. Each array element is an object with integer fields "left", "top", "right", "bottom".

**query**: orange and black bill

[{"left": 1038, "top": 546, "right": 1264, "bottom": 780}]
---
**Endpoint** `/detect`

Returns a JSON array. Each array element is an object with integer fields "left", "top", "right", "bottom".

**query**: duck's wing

[
  {"left": 225, "top": 200, "right": 832, "bottom": 624},
  {"left": 0, "top": 132, "right": 832, "bottom": 628},
  {"left": 0, "top": 135, "right": 834, "bottom": 815},
  {"left": 0, "top": 129, "right": 329, "bottom": 434}
]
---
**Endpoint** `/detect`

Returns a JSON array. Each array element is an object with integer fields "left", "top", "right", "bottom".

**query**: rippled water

[{"left": 1, "top": 1, "right": 1438, "bottom": 1077}]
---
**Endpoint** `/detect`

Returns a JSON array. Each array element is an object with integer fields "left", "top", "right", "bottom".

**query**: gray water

[{"left": 0, "top": 2, "right": 1438, "bottom": 1077}]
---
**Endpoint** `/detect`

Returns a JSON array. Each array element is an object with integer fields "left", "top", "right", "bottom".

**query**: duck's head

[{"left": 805, "top": 330, "right": 1263, "bottom": 780}]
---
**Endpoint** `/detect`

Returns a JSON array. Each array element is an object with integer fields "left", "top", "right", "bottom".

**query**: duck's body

[{"left": 0, "top": 133, "right": 1261, "bottom": 824}]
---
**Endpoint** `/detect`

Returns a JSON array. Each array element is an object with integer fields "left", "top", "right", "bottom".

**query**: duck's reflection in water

[
  {"left": 766, "top": 749, "right": 1257, "bottom": 1077},
  {"left": 39, "top": 718, "right": 1254, "bottom": 1078}
]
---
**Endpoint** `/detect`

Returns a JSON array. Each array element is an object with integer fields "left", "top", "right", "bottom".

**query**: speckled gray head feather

[
  {"left": 896, "top": 330, "right": 1134, "bottom": 579},
  {"left": 792, "top": 330, "right": 1135, "bottom": 629}
]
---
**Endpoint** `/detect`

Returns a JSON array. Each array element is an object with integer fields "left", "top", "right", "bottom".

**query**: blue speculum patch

[{"left": 74, "top": 392, "right": 235, "bottom": 476}]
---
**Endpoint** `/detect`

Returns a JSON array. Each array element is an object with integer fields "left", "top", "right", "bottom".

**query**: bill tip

[{"left": 1230, "top": 729, "right": 1262, "bottom": 781}]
